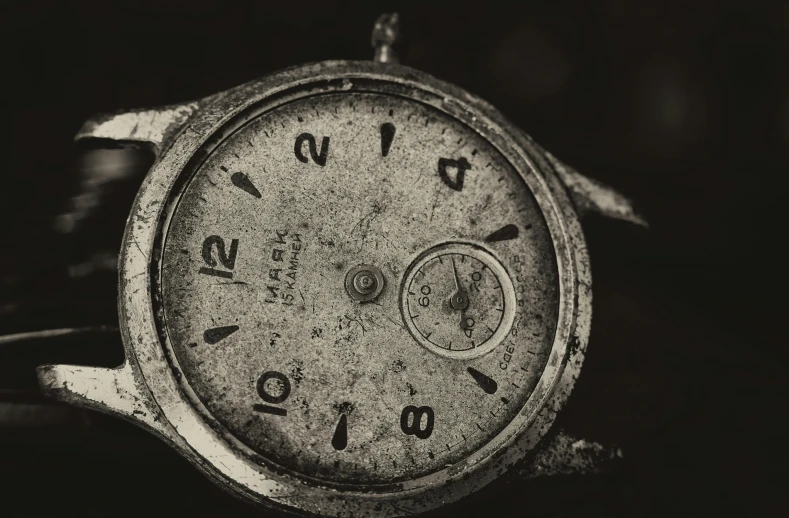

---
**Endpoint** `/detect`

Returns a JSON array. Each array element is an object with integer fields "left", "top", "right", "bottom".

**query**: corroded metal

[
  {"left": 37, "top": 362, "right": 168, "bottom": 437},
  {"left": 74, "top": 102, "right": 202, "bottom": 153},
  {"left": 542, "top": 146, "right": 647, "bottom": 226},
  {"left": 38, "top": 61, "right": 598, "bottom": 516},
  {"left": 520, "top": 428, "right": 623, "bottom": 478}
]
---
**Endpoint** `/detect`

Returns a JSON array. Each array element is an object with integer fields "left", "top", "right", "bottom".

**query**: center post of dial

[{"left": 345, "top": 264, "right": 386, "bottom": 302}]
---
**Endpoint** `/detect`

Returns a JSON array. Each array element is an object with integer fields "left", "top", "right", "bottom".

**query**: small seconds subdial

[{"left": 401, "top": 243, "right": 517, "bottom": 359}]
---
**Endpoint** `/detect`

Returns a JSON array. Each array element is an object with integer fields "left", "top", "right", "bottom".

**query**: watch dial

[{"left": 160, "top": 92, "right": 559, "bottom": 485}]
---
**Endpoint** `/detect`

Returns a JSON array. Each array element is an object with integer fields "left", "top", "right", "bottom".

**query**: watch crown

[{"left": 372, "top": 13, "right": 400, "bottom": 64}]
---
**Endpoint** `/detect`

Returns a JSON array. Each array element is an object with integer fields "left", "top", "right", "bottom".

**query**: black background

[{"left": 0, "top": 1, "right": 786, "bottom": 517}]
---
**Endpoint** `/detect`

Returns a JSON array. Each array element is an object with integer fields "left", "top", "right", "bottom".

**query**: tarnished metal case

[{"left": 38, "top": 61, "right": 599, "bottom": 516}]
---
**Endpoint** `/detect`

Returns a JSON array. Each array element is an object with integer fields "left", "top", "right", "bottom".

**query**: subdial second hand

[{"left": 449, "top": 257, "right": 470, "bottom": 332}]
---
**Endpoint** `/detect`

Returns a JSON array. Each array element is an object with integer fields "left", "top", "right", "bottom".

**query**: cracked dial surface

[{"left": 159, "top": 91, "right": 559, "bottom": 485}]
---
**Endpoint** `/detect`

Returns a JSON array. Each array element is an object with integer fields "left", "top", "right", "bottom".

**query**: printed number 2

[
  {"left": 294, "top": 133, "right": 330, "bottom": 166},
  {"left": 198, "top": 235, "right": 239, "bottom": 279},
  {"left": 400, "top": 405, "right": 434, "bottom": 439}
]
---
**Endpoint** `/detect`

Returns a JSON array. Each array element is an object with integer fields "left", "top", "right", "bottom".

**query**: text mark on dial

[
  {"left": 294, "top": 133, "right": 330, "bottom": 166},
  {"left": 484, "top": 224, "right": 519, "bottom": 243},
  {"left": 418, "top": 284, "right": 431, "bottom": 307},
  {"left": 230, "top": 172, "right": 262, "bottom": 199},
  {"left": 468, "top": 270, "right": 483, "bottom": 292},
  {"left": 438, "top": 157, "right": 471, "bottom": 191},
  {"left": 467, "top": 367, "right": 498, "bottom": 394},
  {"left": 380, "top": 122, "right": 396, "bottom": 157},
  {"left": 400, "top": 406, "right": 434, "bottom": 439},
  {"left": 198, "top": 235, "right": 239, "bottom": 279},
  {"left": 203, "top": 325, "right": 239, "bottom": 345}
]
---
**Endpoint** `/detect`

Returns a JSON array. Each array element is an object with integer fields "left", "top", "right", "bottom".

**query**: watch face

[{"left": 158, "top": 91, "right": 559, "bottom": 486}]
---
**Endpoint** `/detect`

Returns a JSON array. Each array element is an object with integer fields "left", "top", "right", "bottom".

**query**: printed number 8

[{"left": 400, "top": 405, "right": 434, "bottom": 439}]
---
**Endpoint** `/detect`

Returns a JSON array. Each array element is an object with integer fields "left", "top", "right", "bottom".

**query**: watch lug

[
  {"left": 520, "top": 131, "right": 647, "bottom": 226},
  {"left": 520, "top": 428, "right": 623, "bottom": 479},
  {"left": 74, "top": 101, "right": 201, "bottom": 153},
  {"left": 546, "top": 153, "right": 648, "bottom": 227},
  {"left": 36, "top": 361, "right": 167, "bottom": 436}
]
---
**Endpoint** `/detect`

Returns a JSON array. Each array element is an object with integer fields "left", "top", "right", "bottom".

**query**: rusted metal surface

[{"left": 38, "top": 58, "right": 600, "bottom": 516}]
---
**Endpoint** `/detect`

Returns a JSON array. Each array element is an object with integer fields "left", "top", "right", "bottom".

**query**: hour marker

[
  {"left": 484, "top": 224, "right": 519, "bottom": 243},
  {"left": 231, "top": 172, "right": 262, "bottom": 198},
  {"left": 332, "top": 414, "right": 348, "bottom": 451},
  {"left": 203, "top": 325, "right": 239, "bottom": 344},
  {"left": 380, "top": 122, "right": 396, "bottom": 157},
  {"left": 467, "top": 367, "right": 498, "bottom": 394}
]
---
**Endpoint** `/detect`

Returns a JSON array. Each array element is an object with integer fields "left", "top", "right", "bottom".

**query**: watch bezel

[{"left": 118, "top": 60, "right": 591, "bottom": 516}]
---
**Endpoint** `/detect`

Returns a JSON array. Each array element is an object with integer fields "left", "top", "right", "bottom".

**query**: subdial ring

[{"left": 400, "top": 242, "right": 517, "bottom": 360}]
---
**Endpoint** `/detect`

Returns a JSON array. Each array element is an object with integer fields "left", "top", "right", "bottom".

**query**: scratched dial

[
  {"left": 159, "top": 91, "right": 559, "bottom": 486},
  {"left": 402, "top": 243, "right": 516, "bottom": 359}
]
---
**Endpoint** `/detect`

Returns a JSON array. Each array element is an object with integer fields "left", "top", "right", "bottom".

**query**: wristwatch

[{"left": 29, "top": 14, "right": 646, "bottom": 517}]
